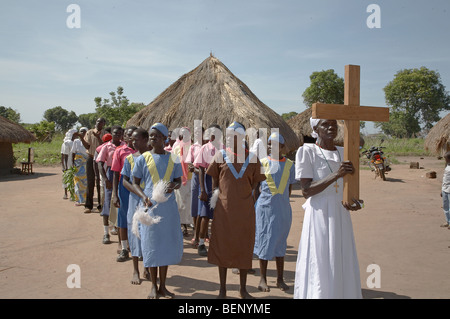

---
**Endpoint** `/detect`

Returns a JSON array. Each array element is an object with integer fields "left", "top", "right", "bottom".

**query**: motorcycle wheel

[{"left": 379, "top": 168, "right": 386, "bottom": 181}]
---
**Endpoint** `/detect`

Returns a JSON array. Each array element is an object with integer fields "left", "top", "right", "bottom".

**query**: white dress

[{"left": 294, "top": 143, "right": 362, "bottom": 299}]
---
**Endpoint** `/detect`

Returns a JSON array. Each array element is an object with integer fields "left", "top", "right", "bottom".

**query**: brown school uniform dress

[{"left": 206, "top": 149, "right": 266, "bottom": 269}]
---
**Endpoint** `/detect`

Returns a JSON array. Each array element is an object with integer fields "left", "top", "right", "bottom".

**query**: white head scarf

[
  {"left": 64, "top": 129, "right": 77, "bottom": 143},
  {"left": 309, "top": 118, "right": 322, "bottom": 139}
]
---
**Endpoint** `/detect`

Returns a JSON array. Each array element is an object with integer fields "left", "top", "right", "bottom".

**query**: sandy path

[{"left": 0, "top": 156, "right": 448, "bottom": 299}]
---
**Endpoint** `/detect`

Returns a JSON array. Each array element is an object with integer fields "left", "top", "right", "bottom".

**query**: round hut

[
  {"left": 424, "top": 112, "right": 450, "bottom": 157},
  {"left": 0, "top": 116, "right": 36, "bottom": 175},
  {"left": 287, "top": 107, "right": 365, "bottom": 147},
  {"left": 127, "top": 55, "right": 301, "bottom": 153},
  {"left": 287, "top": 108, "right": 315, "bottom": 144}
]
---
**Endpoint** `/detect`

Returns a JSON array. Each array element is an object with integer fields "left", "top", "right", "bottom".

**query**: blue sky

[{"left": 1, "top": 0, "right": 449, "bottom": 133}]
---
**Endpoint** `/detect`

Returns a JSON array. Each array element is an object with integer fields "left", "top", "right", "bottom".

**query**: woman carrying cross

[{"left": 293, "top": 118, "right": 363, "bottom": 299}]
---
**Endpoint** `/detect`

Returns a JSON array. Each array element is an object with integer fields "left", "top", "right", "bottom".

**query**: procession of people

[{"left": 60, "top": 116, "right": 364, "bottom": 299}]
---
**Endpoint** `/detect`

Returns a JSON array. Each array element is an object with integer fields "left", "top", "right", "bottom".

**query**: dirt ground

[{"left": 0, "top": 156, "right": 449, "bottom": 300}]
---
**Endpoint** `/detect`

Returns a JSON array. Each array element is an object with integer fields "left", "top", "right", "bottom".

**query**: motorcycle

[{"left": 361, "top": 140, "right": 391, "bottom": 181}]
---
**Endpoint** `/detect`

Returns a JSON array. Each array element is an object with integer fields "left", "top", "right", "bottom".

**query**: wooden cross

[{"left": 312, "top": 65, "right": 390, "bottom": 206}]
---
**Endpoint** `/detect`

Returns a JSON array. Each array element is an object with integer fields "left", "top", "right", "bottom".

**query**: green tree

[
  {"left": 43, "top": 106, "right": 78, "bottom": 132},
  {"left": 302, "top": 69, "right": 365, "bottom": 129},
  {"left": 302, "top": 69, "right": 344, "bottom": 107},
  {"left": 95, "top": 86, "right": 145, "bottom": 127},
  {"left": 0, "top": 106, "right": 21, "bottom": 123},
  {"left": 375, "top": 111, "right": 420, "bottom": 138},
  {"left": 377, "top": 67, "right": 450, "bottom": 137},
  {"left": 78, "top": 112, "right": 99, "bottom": 129},
  {"left": 28, "top": 120, "right": 56, "bottom": 142},
  {"left": 281, "top": 111, "right": 298, "bottom": 121}
]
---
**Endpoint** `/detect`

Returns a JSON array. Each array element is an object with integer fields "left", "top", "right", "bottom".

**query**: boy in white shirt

[{"left": 440, "top": 151, "right": 450, "bottom": 229}]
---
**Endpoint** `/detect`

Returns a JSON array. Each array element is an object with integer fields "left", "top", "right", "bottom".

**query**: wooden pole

[{"left": 343, "top": 65, "right": 360, "bottom": 204}]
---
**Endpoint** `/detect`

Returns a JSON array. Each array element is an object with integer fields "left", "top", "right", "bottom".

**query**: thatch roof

[
  {"left": 0, "top": 115, "right": 36, "bottom": 143},
  {"left": 287, "top": 108, "right": 314, "bottom": 142},
  {"left": 127, "top": 55, "right": 301, "bottom": 152},
  {"left": 424, "top": 112, "right": 450, "bottom": 156},
  {"left": 287, "top": 107, "right": 365, "bottom": 147}
]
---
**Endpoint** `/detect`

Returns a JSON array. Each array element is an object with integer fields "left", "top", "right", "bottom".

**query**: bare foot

[
  {"left": 131, "top": 271, "right": 141, "bottom": 285},
  {"left": 217, "top": 288, "right": 227, "bottom": 299},
  {"left": 239, "top": 290, "right": 255, "bottom": 299},
  {"left": 147, "top": 285, "right": 158, "bottom": 299},
  {"left": 143, "top": 268, "right": 150, "bottom": 281},
  {"left": 277, "top": 279, "right": 289, "bottom": 291},
  {"left": 258, "top": 278, "right": 270, "bottom": 292},
  {"left": 158, "top": 287, "right": 175, "bottom": 299}
]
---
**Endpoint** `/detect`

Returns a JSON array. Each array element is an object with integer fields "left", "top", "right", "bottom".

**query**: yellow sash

[
  {"left": 141, "top": 151, "right": 175, "bottom": 185},
  {"left": 260, "top": 157, "right": 293, "bottom": 196},
  {"left": 127, "top": 153, "right": 137, "bottom": 171},
  {"left": 126, "top": 153, "right": 145, "bottom": 188}
]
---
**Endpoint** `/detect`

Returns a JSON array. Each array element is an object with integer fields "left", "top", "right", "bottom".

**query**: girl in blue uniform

[
  {"left": 121, "top": 128, "right": 151, "bottom": 285},
  {"left": 132, "top": 123, "right": 183, "bottom": 299},
  {"left": 254, "top": 132, "right": 296, "bottom": 292}
]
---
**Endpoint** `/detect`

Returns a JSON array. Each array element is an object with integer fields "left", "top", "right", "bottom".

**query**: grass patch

[
  {"left": 13, "top": 133, "right": 65, "bottom": 166},
  {"left": 362, "top": 136, "right": 431, "bottom": 157},
  {"left": 364, "top": 137, "right": 432, "bottom": 156},
  {"left": 360, "top": 135, "right": 431, "bottom": 167}
]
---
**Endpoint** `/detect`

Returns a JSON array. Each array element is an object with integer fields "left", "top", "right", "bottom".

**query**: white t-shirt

[
  {"left": 443, "top": 165, "right": 450, "bottom": 193},
  {"left": 61, "top": 140, "right": 73, "bottom": 168},
  {"left": 71, "top": 139, "right": 86, "bottom": 155}
]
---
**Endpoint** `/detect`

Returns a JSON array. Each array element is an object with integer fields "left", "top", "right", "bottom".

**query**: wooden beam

[
  {"left": 312, "top": 103, "right": 390, "bottom": 122},
  {"left": 343, "top": 65, "right": 360, "bottom": 205}
]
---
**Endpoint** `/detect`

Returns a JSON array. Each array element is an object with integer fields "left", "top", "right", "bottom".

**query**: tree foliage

[
  {"left": 376, "top": 111, "right": 421, "bottom": 138},
  {"left": 43, "top": 106, "right": 78, "bottom": 132},
  {"left": 281, "top": 111, "right": 298, "bottom": 121},
  {"left": 77, "top": 112, "right": 99, "bottom": 129},
  {"left": 27, "top": 120, "right": 56, "bottom": 142},
  {"left": 377, "top": 67, "right": 450, "bottom": 137},
  {"left": 301, "top": 69, "right": 365, "bottom": 129},
  {"left": 0, "top": 106, "right": 21, "bottom": 123},
  {"left": 302, "top": 69, "right": 344, "bottom": 107},
  {"left": 95, "top": 86, "right": 145, "bottom": 127}
]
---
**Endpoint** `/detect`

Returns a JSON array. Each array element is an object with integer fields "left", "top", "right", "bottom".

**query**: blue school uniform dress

[
  {"left": 254, "top": 156, "right": 296, "bottom": 260},
  {"left": 190, "top": 172, "right": 200, "bottom": 217},
  {"left": 117, "top": 174, "right": 130, "bottom": 228},
  {"left": 132, "top": 151, "right": 183, "bottom": 267},
  {"left": 121, "top": 152, "right": 143, "bottom": 258}
]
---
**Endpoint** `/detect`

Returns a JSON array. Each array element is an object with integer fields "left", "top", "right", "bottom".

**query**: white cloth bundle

[
  {"left": 132, "top": 205, "right": 162, "bottom": 238},
  {"left": 151, "top": 180, "right": 170, "bottom": 204},
  {"left": 132, "top": 180, "right": 171, "bottom": 238},
  {"left": 209, "top": 188, "right": 220, "bottom": 209}
]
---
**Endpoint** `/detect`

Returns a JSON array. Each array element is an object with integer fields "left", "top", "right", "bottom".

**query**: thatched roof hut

[
  {"left": 0, "top": 116, "right": 35, "bottom": 143},
  {"left": 287, "top": 107, "right": 365, "bottom": 147},
  {"left": 127, "top": 55, "right": 301, "bottom": 152},
  {"left": 424, "top": 112, "right": 450, "bottom": 157},
  {"left": 0, "top": 115, "right": 36, "bottom": 175},
  {"left": 287, "top": 108, "right": 315, "bottom": 144}
]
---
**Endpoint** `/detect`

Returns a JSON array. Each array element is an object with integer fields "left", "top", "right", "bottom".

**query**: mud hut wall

[{"left": 0, "top": 142, "right": 14, "bottom": 175}]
